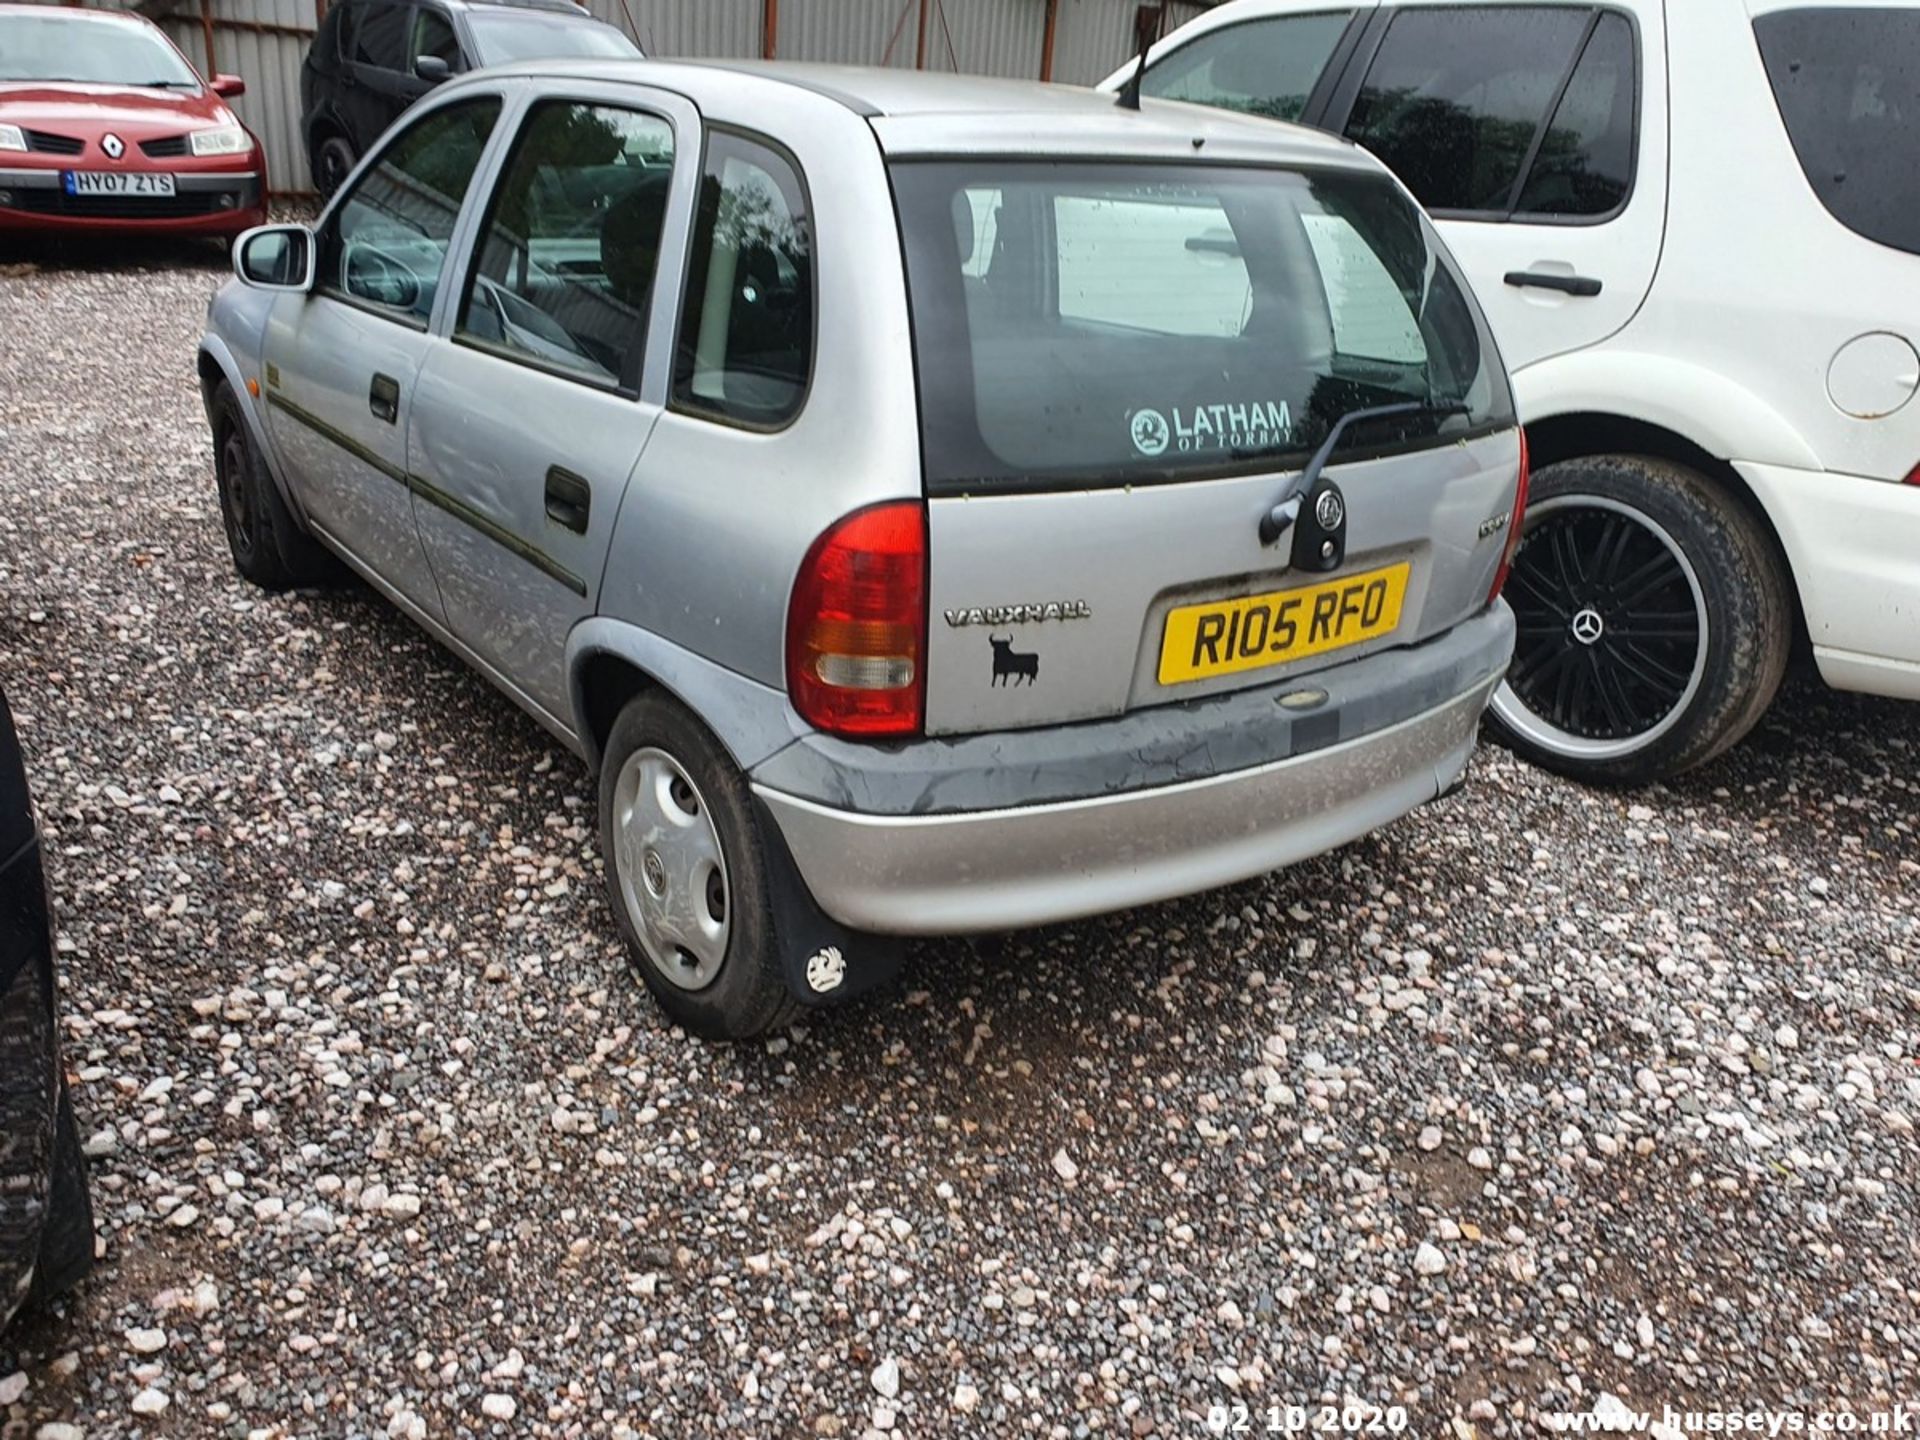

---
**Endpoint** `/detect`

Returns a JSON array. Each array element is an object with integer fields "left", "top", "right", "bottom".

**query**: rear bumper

[
  {"left": 753, "top": 602, "right": 1513, "bottom": 934},
  {"left": 1737, "top": 462, "right": 1920, "bottom": 699},
  {"left": 0, "top": 168, "right": 265, "bottom": 236}
]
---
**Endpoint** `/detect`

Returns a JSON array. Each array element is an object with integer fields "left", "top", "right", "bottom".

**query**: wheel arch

[{"left": 566, "top": 618, "right": 798, "bottom": 779}]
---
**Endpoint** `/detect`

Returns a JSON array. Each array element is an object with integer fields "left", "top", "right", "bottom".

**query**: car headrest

[{"left": 601, "top": 175, "right": 669, "bottom": 306}]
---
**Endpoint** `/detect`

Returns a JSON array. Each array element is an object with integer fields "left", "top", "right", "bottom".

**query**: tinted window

[
  {"left": 352, "top": 0, "right": 409, "bottom": 70},
  {"left": 1345, "top": 7, "right": 1591, "bottom": 214},
  {"left": 465, "top": 12, "right": 641, "bottom": 64},
  {"left": 1755, "top": 8, "right": 1920, "bottom": 256},
  {"left": 1515, "top": 13, "right": 1635, "bottom": 217},
  {"left": 892, "top": 162, "right": 1512, "bottom": 494},
  {"left": 319, "top": 97, "right": 501, "bottom": 324},
  {"left": 408, "top": 7, "right": 459, "bottom": 70},
  {"left": 672, "top": 133, "right": 813, "bottom": 428},
  {"left": 332, "top": 3, "right": 359, "bottom": 61},
  {"left": 458, "top": 101, "right": 674, "bottom": 386},
  {"left": 1139, "top": 12, "right": 1352, "bottom": 123}
]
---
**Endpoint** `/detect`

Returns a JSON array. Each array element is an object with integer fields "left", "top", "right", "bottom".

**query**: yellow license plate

[{"left": 1158, "top": 562, "right": 1411, "bottom": 686}]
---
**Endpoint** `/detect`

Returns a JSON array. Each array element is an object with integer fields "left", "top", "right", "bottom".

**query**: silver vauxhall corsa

[{"left": 199, "top": 60, "right": 1525, "bottom": 1038}]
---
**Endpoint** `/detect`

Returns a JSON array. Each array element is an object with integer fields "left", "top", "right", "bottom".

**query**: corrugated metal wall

[
  {"left": 14, "top": 0, "right": 1210, "bottom": 193},
  {"left": 157, "top": 0, "right": 315, "bottom": 199}
]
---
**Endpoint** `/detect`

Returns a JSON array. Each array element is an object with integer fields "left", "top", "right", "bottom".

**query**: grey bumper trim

[
  {"left": 0, "top": 169, "right": 262, "bottom": 202},
  {"left": 755, "top": 671, "right": 1501, "bottom": 935}
]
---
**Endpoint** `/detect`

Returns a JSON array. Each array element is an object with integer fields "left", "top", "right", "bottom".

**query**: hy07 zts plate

[{"left": 1158, "top": 562, "right": 1410, "bottom": 686}]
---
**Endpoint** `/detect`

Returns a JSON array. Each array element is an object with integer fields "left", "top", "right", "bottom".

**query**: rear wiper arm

[{"left": 1258, "top": 399, "right": 1468, "bottom": 545}]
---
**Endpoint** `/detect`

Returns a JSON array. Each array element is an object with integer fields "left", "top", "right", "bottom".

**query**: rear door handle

[
  {"left": 1504, "top": 270, "right": 1603, "bottom": 298},
  {"left": 369, "top": 372, "right": 400, "bottom": 423},
  {"left": 544, "top": 465, "right": 590, "bottom": 534}
]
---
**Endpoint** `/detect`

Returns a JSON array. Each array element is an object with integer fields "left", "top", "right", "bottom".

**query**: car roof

[
  {"left": 441, "top": 0, "right": 603, "bottom": 14},
  {"left": 0, "top": 2, "right": 159, "bottom": 20},
  {"left": 462, "top": 58, "right": 1380, "bottom": 169}
]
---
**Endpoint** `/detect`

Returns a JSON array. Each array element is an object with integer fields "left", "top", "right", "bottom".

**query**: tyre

[
  {"left": 598, "top": 692, "right": 798, "bottom": 1041},
  {"left": 28, "top": 1083, "right": 93, "bottom": 1307},
  {"left": 311, "top": 133, "right": 357, "bottom": 198},
  {"left": 1487, "top": 455, "right": 1792, "bottom": 786},
  {"left": 212, "top": 382, "right": 337, "bottom": 591}
]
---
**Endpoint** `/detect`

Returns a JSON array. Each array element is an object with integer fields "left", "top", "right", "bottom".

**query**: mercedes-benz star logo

[
  {"left": 1314, "top": 489, "right": 1345, "bottom": 531},
  {"left": 1570, "top": 607, "right": 1606, "bottom": 646},
  {"left": 101, "top": 133, "right": 125, "bottom": 160}
]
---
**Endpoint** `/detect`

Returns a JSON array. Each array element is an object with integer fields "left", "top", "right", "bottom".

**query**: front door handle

[
  {"left": 544, "top": 465, "right": 590, "bottom": 534},
  {"left": 369, "top": 372, "right": 400, "bottom": 423},
  {"left": 1504, "top": 270, "right": 1603, "bottom": 298}
]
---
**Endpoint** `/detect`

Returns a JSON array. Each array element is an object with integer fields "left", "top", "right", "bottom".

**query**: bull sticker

[
  {"left": 989, "top": 634, "right": 1039, "bottom": 687},
  {"left": 1131, "top": 400, "right": 1294, "bottom": 456}
]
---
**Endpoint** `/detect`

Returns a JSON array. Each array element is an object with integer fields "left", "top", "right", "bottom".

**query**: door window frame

[
  {"left": 1318, "top": 2, "right": 1642, "bottom": 228},
  {"left": 312, "top": 88, "right": 512, "bottom": 333},
  {"left": 446, "top": 92, "right": 688, "bottom": 399}
]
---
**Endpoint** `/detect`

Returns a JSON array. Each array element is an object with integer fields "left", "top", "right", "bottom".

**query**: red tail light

[
  {"left": 1905, "top": 461, "right": 1920, "bottom": 486},
  {"left": 786, "top": 502, "right": 927, "bottom": 738},
  {"left": 1487, "top": 427, "right": 1532, "bottom": 604}
]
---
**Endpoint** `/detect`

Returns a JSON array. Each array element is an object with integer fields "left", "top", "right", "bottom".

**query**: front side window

[
  {"left": 1345, "top": 6, "right": 1614, "bottom": 217},
  {"left": 892, "top": 161, "right": 1512, "bottom": 494},
  {"left": 1139, "top": 12, "right": 1353, "bottom": 123},
  {"left": 671, "top": 132, "right": 813, "bottom": 428},
  {"left": 0, "top": 14, "right": 199, "bottom": 87},
  {"left": 351, "top": 0, "right": 409, "bottom": 70},
  {"left": 318, "top": 97, "right": 501, "bottom": 324},
  {"left": 1755, "top": 7, "right": 1920, "bottom": 256},
  {"left": 408, "top": 8, "right": 460, "bottom": 71},
  {"left": 458, "top": 101, "right": 675, "bottom": 386}
]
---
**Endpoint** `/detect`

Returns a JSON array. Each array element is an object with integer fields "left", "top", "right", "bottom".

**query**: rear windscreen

[
  {"left": 891, "top": 161, "right": 1512, "bottom": 495},
  {"left": 1754, "top": 8, "right": 1919, "bottom": 256}
]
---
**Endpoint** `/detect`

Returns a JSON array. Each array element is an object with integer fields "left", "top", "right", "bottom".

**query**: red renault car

[{"left": 0, "top": 3, "right": 265, "bottom": 240}]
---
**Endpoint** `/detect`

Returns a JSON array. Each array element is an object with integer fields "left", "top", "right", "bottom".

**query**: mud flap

[{"left": 752, "top": 796, "right": 905, "bottom": 1007}]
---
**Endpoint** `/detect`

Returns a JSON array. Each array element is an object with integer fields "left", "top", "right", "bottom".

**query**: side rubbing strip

[{"left": 264, "top": 390, "right": 589, "bottom": 598}]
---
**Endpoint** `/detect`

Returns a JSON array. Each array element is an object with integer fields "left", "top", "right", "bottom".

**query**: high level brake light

[
  {"left": 1487, "top": 427, "right": 1532, "bottom": 604},
  {"left": 786, "top": 502, "right": 927, "bottom": 738}
]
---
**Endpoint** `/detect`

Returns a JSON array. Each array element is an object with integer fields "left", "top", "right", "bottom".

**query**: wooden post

[
  {"left": 198, "top": 0, "right": 217, "bottom": 78},
  {"left": 914, "top": 0, "right": 930, "bottom": 69},
  {"left": 1039, "top": 0, "right": 1059, "bottom": 80},
  {"left": 762, "top": 0, "right": 778, "bottom": 59}
]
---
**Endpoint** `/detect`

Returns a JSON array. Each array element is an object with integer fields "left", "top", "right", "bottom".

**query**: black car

[
  {"left": 0, "top": 686, "right": 91, "bottom": 1326},
  {"left": 300, "top": 0, "right": 641, "bottom": 194}
]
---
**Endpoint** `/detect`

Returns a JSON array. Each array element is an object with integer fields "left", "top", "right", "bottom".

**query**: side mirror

[
  {"left": 233, "top": 224, "right": 315, "bottom": 292},
  {"left": 210, "top": 73, "right": 246, "bottom": 98},
  {"left": 414, "top": 55, "right": 450, "bottom": 83}
]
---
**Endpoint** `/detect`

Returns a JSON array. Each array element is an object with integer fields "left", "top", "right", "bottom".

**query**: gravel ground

[{"left": 0, "top": 245, "right": 1915, "bottom": 1440}]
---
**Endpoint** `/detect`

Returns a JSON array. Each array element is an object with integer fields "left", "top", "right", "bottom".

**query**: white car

[{"left": 1105, "top": 0, "right": 1920, "bottom": 784}]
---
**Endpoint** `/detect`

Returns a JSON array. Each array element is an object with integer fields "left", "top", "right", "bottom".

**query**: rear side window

[
  {"left": 1139, "top": 12, "right": 1352, "bottom": 123},
  {"left": 892, "top": 161, "right": 1513, "bottom": 494},
  {"left": 1755, "top": 8, "right": 1920, "bottom": 256},
  {"left": 671, "top": 132, "right": 813, "bottom": 428},
  {"left": 459, "top": 101, "right": 675, "bottom": 386},
  {"left": 352, "top": 0, "right": 409, "bottom": 70},
  {"left": 1345, "top": 6, "right": 1636, "bottom": 220}
]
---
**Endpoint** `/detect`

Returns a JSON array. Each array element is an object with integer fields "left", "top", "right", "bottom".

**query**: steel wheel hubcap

[
  {"left": 1492, "top": 495, "right": 1709, "bottom": 758},
  {"left": 220, "top": 430, "right": 254, "bottom": 555},
  {"left": 612, "top": 747, "right": 729, "bottom": 992}
]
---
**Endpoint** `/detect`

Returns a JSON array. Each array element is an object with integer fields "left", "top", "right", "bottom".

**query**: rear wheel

[
  {"left": 213, "top": 382, "right": 337, "bottom": 591},
  {"left": 311, "top": 133, "right": 356, "bottom": 198},
  {"left": 598, "top": 693, "right": 797, "bottom": 1041},
  {"left": 1488, "top": 455, "right": 1791, "bottom": 786}
]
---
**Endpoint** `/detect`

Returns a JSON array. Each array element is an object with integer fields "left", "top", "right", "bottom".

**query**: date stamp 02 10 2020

[{"left": 1206, "top": 1403, "right": 1414, "bottom": 1434}]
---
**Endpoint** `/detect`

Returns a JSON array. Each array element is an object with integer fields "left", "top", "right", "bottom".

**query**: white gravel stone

[
  {"left": 1414, "top": 1242, "right": 1448, "bottom": 1277},
  {"left": 870, "top": 1357, "right": 901, "bottom": 1399},
  {"left": 480, "top": 1394, "right": 516, "bottom": 1421}
]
